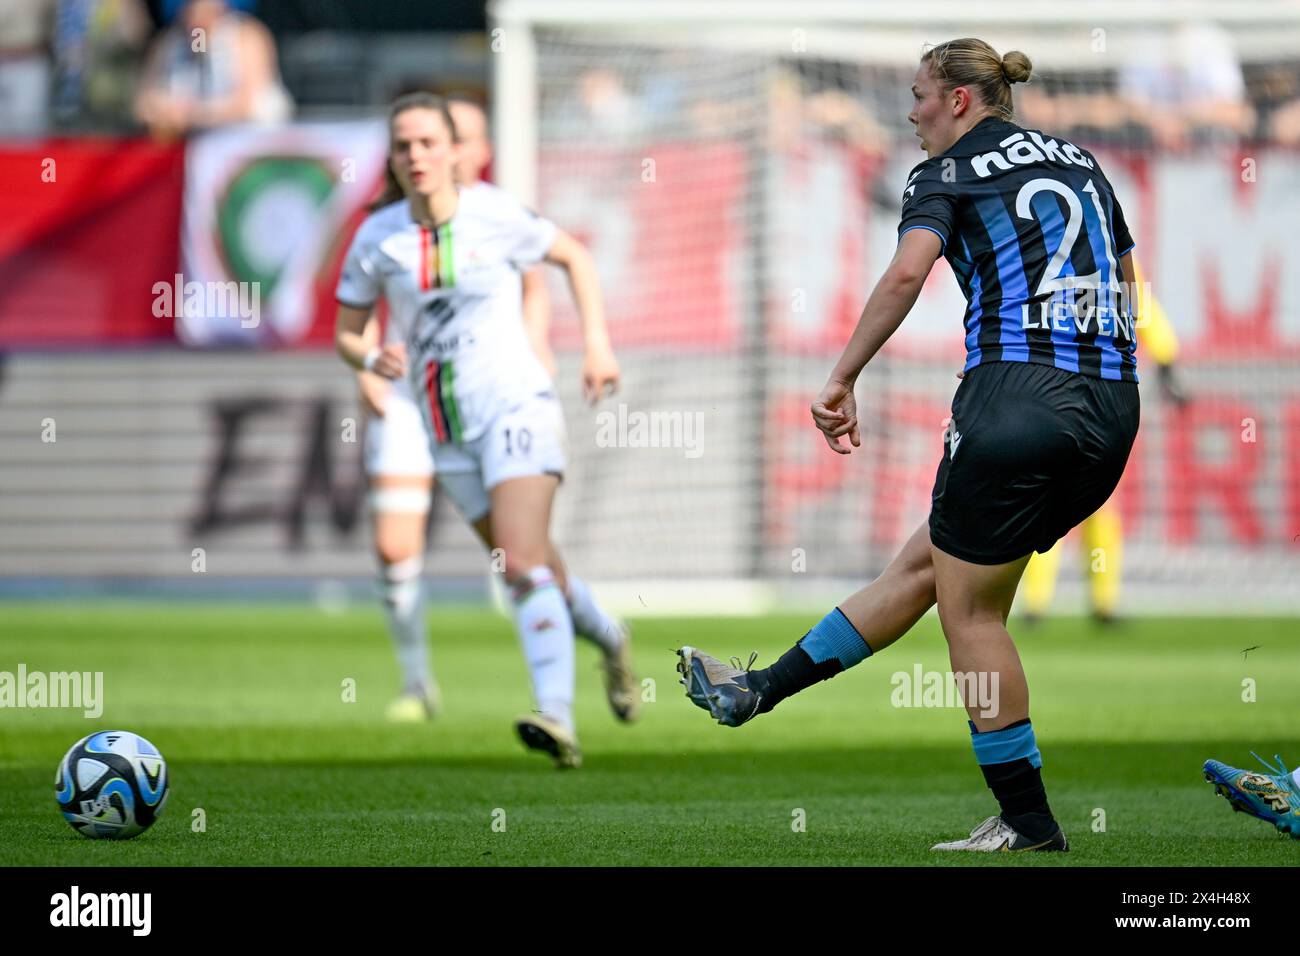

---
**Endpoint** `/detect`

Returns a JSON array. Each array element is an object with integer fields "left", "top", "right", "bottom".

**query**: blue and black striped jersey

[{"left": 899, "top": 116, "right": 1138, "bottom": 382}]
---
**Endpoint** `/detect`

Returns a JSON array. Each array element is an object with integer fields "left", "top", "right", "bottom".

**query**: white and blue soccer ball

[{"left": 54, "top": 731, "right": 170, "bottom": 839}]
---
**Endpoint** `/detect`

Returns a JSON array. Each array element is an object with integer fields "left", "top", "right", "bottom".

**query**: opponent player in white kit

[
  {"left": 336, "top": 92, "right": 635, "bottom": 768},
  {"left": 351, "top": 98, "right": 559, "bottom": 724}
]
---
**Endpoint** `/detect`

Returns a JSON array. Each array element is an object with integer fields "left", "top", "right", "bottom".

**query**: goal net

[{"left": 492, "top": 0, "right": 1300, "bottom": 612}]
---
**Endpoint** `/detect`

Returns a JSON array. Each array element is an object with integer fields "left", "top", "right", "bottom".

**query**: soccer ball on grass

[{"left": 54, "top": 731, "right": 169, "bottom": 839}]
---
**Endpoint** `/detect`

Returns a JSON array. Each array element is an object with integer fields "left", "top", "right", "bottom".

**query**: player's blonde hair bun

[
  {"left": 1001, "top": 51, "right": 1033, "bottom": 85},
  {"left": 922, "top": 38, "right": 1032, "bottom": 121}
]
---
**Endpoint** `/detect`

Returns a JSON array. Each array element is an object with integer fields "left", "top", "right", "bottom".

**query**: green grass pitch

[{"left": 1, "top": 602, "right": 1297, "bottom": 866}]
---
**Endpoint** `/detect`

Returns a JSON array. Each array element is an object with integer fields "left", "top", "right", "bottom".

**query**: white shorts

[
  {"left": 433, "top": 393, "right": 568, "bottom": 523},
  {"left": 363, "top": 385, "right": 436, "bottom": 478}
]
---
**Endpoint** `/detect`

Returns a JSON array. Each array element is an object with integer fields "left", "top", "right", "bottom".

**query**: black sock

[
  {"left": 980, "top": 755, "right": 1057, "bottom": 841},
  {"left": 748, "top": 639, "right": 844, "bottom": 714}
]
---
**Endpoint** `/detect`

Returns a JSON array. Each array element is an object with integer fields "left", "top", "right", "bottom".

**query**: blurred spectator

[
  {"left": 134, "top": 0, "right": 291, "bottom": 139},
  {"left": 1271, "top": 96, "right": 1300, "bottom": 145},
  {"left": 0, "top": 0, "right": 55, "bottom": 135},
  {"left": 1249, "top": 62, "right": 1300, "bottom": 145},
  {"left": 768, "top": 66, "right": 890, "bottom": 155},
  {"left": 51, "top": 0, "right": 151, "bottom": 130},
  {"left": 804, "top": 86, "right": 890, "bottom": 152},
  {"left": 1118, "top": 20, "right": 1254, "bottom": 149},
  {"left": 1014, "top": 78, "right": 1163, "bottom": 149},
  {"left": 575, "top": 66, "right": 641, "bottom": 141}
]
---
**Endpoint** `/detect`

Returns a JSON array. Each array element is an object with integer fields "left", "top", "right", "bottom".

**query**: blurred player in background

[
  {"left": 353, "top": 96, "right": 558, "bottom": 724},
  {"left": 1019, "top": 256, "right": 1187, "bottom": 624},
  {"left": 337, "top": 93, "right": 635, "bottom": 768},
  {"left": 679, "top": 39, "right": 1143, "bottom": 851},
  {"left": 356, "top": 93, "right": 628, "bottom": 725}
]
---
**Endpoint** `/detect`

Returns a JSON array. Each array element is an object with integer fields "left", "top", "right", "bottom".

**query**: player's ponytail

[
  {"left": 921, "top": 38, "right": 1032, "bottom": 122},
  {"left": 370, "top": 91, "right": 460, "bottom": 212}
]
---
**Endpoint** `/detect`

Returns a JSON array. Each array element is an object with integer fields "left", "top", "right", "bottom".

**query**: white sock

[
  {"left": 565, "top": 574, "right": 624, "bottom": 654},
  {"left": 379, "top": 556, "right": 432, "bottom": 696},
  {"left": 511, "top": 566, "right": 576, "bottom": 733},
  {"left": 1291, "top": 767, "right": 1300, "bottom": 791}
]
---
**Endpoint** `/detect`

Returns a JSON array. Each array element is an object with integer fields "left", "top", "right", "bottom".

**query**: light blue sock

[
  {"left": 969, "top": 718, "right": 1042, "bottom": 768},
  {"left": 799, "top": 608, "right": 872, "bottom": 670}
]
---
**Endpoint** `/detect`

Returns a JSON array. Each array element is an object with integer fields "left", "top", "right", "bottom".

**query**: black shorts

[{"left": 928, "top": 360, "right": 1140, "bottom": 566}]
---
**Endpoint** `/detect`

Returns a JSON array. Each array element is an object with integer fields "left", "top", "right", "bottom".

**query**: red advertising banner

[
  {"left": 538, "top": 143, "right": 747, "bottom": 351},
  {"left": 0, "top": 139, "right": 184, "bottom": 347}
]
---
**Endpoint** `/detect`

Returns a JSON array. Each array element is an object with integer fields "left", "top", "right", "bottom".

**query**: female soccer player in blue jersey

[{"left": 678, "top": 39, "right": 1142, "bottom": 851}]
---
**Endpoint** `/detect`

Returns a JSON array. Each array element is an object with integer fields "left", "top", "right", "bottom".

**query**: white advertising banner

[{"left": 178, "top": 121, "right": 389, "bottom": 346}]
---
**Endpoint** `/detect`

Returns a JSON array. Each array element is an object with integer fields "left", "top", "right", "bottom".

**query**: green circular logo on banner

[{"left": 215, "top": 157, "right": 336, "bottom": 296}]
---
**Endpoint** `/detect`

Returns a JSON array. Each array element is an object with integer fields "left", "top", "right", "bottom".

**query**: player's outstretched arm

[
  {"left": 812, "top": 228, "right": 942, "bottom": 454},
  {"left": 545, "top": 229, "right": 619, "bottom": 404}
]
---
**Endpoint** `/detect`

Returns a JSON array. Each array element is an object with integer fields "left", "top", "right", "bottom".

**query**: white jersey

[{"left": 337, "top": 183, "right": 557, "bottom": 443}]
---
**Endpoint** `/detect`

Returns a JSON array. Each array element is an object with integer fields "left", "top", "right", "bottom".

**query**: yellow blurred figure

[{"left": 1020, "top": 258, "right": 1186, "bottom": 622}]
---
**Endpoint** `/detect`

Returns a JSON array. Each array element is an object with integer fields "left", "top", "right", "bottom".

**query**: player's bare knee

[
  {"left": 376, "top": 538, "right": 419, "bottom": 567},
  {"left": 374, "top": 522, "right": 421, "bottom": 566},
  {"left": 934, "top": 600, "right": 961, "bottom": 641},
  {"left": 941, "top": 599, "right": 1009, "bottom": 642},
  {"left": 936, "top": 590, "right": 994, "bottom": 638},
  {"left": 499, "top": 547, "right": 550, "bottom": 583}
]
